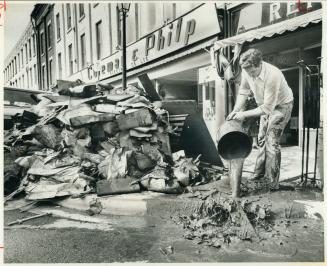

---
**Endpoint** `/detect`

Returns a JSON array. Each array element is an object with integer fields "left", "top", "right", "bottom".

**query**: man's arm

[{"left": 227, "top": 71, "right": 251, "bottom": 120}]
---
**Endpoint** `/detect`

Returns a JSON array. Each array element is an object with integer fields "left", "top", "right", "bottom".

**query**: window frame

[
  {"left": 28, "top": 38, "right": 32, "bottom": 60},
  {"left": 56, "top": 13, "right": 61, "bottom": 40},
  {"left": 49, "top": 58, "right": 53, "bottom": 85},
  {"left": 79, "top": 4, "right": 85, "bottom": 20},
  {"left": 80, "top": 33, "right": 86, "bottom": 68},
  {"left": 68, "top": 44, "right": 73, "bottom": 75},
  {"left": 40, "top": 31, "right": 45, "bottom": 55},
  {"left": 95, "top": 20, "right": 102, "bottom": 60},
  {"left": 47, "top": 22, "right": 53, "bottom": 50},
  {"left": 58, "top": 52, "right": 62, "bottom": 79},
  {"left": 66, "top": 4, "right": 72, "bottom": 31}
]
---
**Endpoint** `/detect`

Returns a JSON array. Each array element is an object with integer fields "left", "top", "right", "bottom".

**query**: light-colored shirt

[{"left": 238, "top": 61, "right": 294, "bottom": 115}]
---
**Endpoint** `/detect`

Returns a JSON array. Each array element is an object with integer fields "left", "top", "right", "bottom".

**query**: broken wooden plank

[
  {"left": 7, "top": 213, "right": 51, "bottom": 226},
  {"left": 137, "top": 74, "right": 161, "bottom": 102},
  {"left": 106, "top": 93, "right": 134, "bottom": 103},
  {"left": 58, "top": 84, "right": 97, "bottom": 98},
  {"left": 55, "top": 79, "right": 83, "bottom": 91},
  {"left": 96, "top": 178, "right": 141, "bottom": 196},
  {"left": 116, "top": 108, "right": 154, "bottom": 130},
  {"left": 93, "top": 103, "right": 125, "bottom": 114},
  {"left": 129, "top": 130, "right": 152, "bottom": 138},
  {"left": 70, "top": 113, "right": 115, "bottom": 127},
  {"left": 47, "top": 95, "right": 105, "bottom": 107}
]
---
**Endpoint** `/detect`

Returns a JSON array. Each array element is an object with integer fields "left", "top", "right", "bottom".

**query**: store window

[
  {"left": 80, "top": 33, "right": 86, "bottom": 68},
  {"left": 68, "top": 44, "right": 73, "bottom": 75},
  {"left": 95, "top": 20, "right": 102, "bottom": 60},
  {"left": 66, "top": 4, "right": 72, "bottom": 30},
  {"left": 56, "top": 13, "right": 61, "bottom": 40}
]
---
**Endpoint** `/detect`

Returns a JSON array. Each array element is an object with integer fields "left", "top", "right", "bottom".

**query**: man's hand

[
  {"left": 233, "top": 111, "right": 246, "bottom": 121},
  {"left": 227, "top": 111, "right": 246, "bottom": 121},
  {"left": 226, "top": 111, "right": 236, "bottom": 120}
]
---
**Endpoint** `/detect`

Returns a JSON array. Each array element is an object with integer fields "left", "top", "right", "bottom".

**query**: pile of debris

[
  {"left": 4, "top": 81, "right": 206, "bottom": 202},
  {"left": 174, "top": 197, "right": 273, "bottom": 248}
]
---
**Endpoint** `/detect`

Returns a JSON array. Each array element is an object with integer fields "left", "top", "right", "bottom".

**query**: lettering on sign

[
  {"left": 269, "top": 1, "right": 314, "bottom": 23},
  {"left": 233, "top": 2, "right": 320, "bottom": 35},
  {"left": 71, "top": 4, "right": 221, "bottom": 82}
]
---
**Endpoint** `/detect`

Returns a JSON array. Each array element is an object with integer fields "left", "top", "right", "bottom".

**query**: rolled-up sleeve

[
  {"left": 238, "top": 70, "right": 251, "bottom": 97},
  {"left": 259, "top": 72, "right": 282, "bottom": 115}
]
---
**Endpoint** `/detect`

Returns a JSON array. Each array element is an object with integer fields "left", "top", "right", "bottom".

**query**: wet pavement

[
  {"left": 243, "top": 145, "right": 321, "bottom": 183},
  {"left": 4, "top": 204, "right": 324, "bottom": 263}
]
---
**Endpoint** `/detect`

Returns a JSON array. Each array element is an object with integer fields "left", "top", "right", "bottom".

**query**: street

[{"left": 4, "top": 203, "right": 324, "bottom": 263}]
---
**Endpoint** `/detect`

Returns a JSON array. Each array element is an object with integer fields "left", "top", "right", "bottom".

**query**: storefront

[
  {"left": 66, "top": 3, "right": 224, "bottom": 142},
  {"left": 213, "top": 2, "right": 322, "bottom": 147}
]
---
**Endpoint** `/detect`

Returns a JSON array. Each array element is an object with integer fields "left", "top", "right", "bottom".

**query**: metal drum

[{"left": 217, "top": 120, "right": 253, "bottom": 160}]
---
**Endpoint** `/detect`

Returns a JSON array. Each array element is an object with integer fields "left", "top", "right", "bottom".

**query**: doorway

[{"left": 282, "top": 67, "right": 300, "bottom": 146}]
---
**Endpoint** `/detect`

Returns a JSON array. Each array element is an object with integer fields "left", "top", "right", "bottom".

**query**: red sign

[{"left": 0, "top": 0, "right": 7, "bottom": 26}]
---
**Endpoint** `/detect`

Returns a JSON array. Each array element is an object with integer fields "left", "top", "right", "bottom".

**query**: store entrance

[{"left": 281, "top": 68, "right": 300, "bottom": 146}]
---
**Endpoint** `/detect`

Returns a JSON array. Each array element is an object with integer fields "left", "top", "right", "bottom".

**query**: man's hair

[{"left": 240, "top": 48, "right": 262, "bottom": 68}]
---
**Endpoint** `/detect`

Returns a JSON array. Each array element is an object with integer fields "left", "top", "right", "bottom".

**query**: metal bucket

[{"left": 217, "top": 120, "right": 253, "bottom": 160}]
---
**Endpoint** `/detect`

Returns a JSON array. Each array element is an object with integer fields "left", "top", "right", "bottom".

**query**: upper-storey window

[
  {"left": 66, "top": 4, "right": 72, "bottom": 30},
  {"left": 56, "top": 13, "right": 61, "bottom": 40},
  {"left": 95, "top": 20, "right": 102, "bottom": 60},
  {"left": 79, "top": 4, "right": 85, "bottom": 18}
]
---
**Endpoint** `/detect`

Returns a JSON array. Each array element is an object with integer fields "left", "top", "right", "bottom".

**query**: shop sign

[
  {"left": 71, "top": 3, "right": 221, "bottom": 82},
  {"left": 232, "top": 2, "right": 322, "bottom": 35}
]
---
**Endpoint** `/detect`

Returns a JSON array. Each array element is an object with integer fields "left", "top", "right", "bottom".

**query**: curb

[
  {"left": 54, "top": 190, "right": 323, "bottom": 220},
  {"left": 55, "top": 191, "right": 166, "bottom": 216}
]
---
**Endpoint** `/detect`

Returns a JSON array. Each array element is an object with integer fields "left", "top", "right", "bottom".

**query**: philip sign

[{"left": 72, "top": 3, "right": 221, "bottom": 82}]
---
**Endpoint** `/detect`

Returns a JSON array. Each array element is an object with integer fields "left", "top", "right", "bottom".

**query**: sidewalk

[{"left": 243, "top": 145, "right": 321, "bottom": 182}]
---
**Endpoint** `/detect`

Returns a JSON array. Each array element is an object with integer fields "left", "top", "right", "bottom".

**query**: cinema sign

[{"left": 77, "top": 3, "right": 221, "bottom": 82}]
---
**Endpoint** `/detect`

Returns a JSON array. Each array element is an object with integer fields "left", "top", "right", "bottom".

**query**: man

[{"left": 227, "top": 48, "right": 293, "bottom": 190}]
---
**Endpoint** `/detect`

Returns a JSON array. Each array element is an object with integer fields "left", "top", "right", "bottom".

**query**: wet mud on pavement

[{"left": 4, "top": 204, "right": 324, "bottom": 263}]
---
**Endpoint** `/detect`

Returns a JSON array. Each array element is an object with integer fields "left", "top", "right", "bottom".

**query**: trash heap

[
  {"left": 174, "top": 197, "right": 273, "bottom": 248},
  {"left": 4, "top": 82, "right": 203, "bottom": 202}
]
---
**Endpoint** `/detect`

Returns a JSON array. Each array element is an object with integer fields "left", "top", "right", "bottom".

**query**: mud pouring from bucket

[{"left": 217, "top": 120, "right": 253, "bottom": 198}]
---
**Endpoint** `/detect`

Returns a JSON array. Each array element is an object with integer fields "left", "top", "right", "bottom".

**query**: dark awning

[{"left": 214, "top": 9, "right": 322, "bottom": 50}]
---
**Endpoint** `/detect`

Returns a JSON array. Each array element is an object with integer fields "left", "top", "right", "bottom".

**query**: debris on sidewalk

[
  {"left": 87, "top": 198, "right": 103, "bottom": 216},
  {"left": 174, "top": 197, "right": 273, "bottom": 248},
  {"left": 7, "top": 212, "right": 51, "bottom": 226},
  {"left": 159, "top": 245, "right": 174, "bottom": 255},
  {"left": 4, "top": 80, "right": 223, "bottom": 207}
]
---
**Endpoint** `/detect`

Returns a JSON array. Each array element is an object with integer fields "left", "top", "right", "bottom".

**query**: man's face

[{"left": 243, "top": 65, "right": 261, "bottom": 78}]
